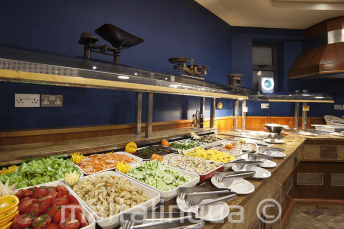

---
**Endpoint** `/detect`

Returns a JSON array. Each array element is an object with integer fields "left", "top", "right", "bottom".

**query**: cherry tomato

[
  {"left": 20, "top": 196, "right": 32, "bottom": 204},
  {"left": 52, "top": 198, "right": 69, "bottom": 206},
  {"left": 46, "top": 205, "right": 60, "bottom": 218},
  {"left": 17, "top": 214, "right": 35, "bottom": 228},
  {"left": 64, "top": 205, "right": 82, "bottom": 215},
  {"left": 19, "top": 199, "right": 35, "bottom": 214},
  {"left": 32, "top": 188, "right": 48, "bottom": 198},
  {"left": 32, "top": 215, "right": 52, "bottom": 229},
  {"left": 76, "top": 212, "right": 88, "bottom": 228},
  {"left": 56, "top": 186, "right": 68, "bottom": 196},
  {"left": 53, "top": 209, "right": 70, "bottom": 224},
  {"left": 16, "top": 189, "right": 25, "bottom": 199},
  {"left": 66, "top": 195, "right": 78, "bottom": 205},
  {"left": 25, "top": 203, "right": 40, "bottom": 216},
  {"left": 12, "top": 215, "right": 21, "bottom": 229},
  {"left": 40, "top": 198, "right": 53, "bottom": 215},
  {"left": 46, "top": 223, "right": 60, "bottom": 229},
  {"left": 59, "top": 219, "right": 80, "bottom": 229},
  {"left": 24, "top": 188, "right": 34, "bottom": 197},
  {"left": 48, "top": 190, "right": 59, "bottom": 199}
]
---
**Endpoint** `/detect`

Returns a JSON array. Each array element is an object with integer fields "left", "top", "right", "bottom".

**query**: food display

[
  {"left": 72, "top": 174, "right": 149, "bottom": 218},
  {"left": 125, "top": 142, "right": 137, "bottom": 154},
  {"left": 162, "top": 154, "right": 221, "bottom": 175},
  {"left": 14, "top": 185, "right": 90, "bottom": 229},
  {"left": 169, "top": 140, "right": 203, "bottom": 150},
  {"left": 116, "top": 162, "right": 131, "bottom": 174},
  {"left": 0, "top": 157, "right": 81, "bottom": 189},
  {"left": 125, "top": 160, "right": 194, "bottom": 191},
  {"left": 211, "top": 146, "right": 242, "bottom": 157},
  {"left": 0, "top": 195, "right": 19, "bottom": 228},
  {"left": 77, "top": 152, "right": 138, "bottom": 174},
  {"left": 71, "top": 153, "right": 85, "bottom": 164},
  {"left": 197, "top": 135, "right": 222, "bottom": 143},
  {"left": 231, "top": 142, "right": 257, "bottom": 151},
  {"left": 64, "top": 171, "right": 80, "bottom": 187},
  {"left": 135, "top": 146, "right": 175, "bottom": 160},
  {"left": 186, "top": 147, "right": 236, "bottom": 163}
]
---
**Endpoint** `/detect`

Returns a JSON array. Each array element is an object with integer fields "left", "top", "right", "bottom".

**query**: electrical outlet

[
  {"left": 334, "top": 105, "right": 343, "bottom": 110},
  {"left": 261, "top": 103, "right": 269, "bottom": 109},
  {"left": 15, "top": 94, "right": 40, "bottom": 107}
]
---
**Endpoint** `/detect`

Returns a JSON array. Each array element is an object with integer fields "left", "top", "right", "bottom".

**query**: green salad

[
  {"left": 0, "top": 156, "right": 81, "bottom": 189},
  {"left": 125, "top": 160, "right": 194, "bottom": 191},
  {"left": 169, "top": 140, "right": 203, "bottom": 150}
]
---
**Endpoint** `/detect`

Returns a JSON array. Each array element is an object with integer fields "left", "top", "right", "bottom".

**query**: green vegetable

[
  {"left": 0, "top": 156, "right": 80, "bottom": 188},
  {"left": 126, "top": 160, "right": 194, "bottom": 191},
  {"left": 169, "top": 140, "right": 203, "bottom": 150}
]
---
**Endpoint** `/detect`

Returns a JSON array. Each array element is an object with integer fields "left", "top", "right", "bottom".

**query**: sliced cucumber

[
  {"left": 161, "top": 186, "right": 171, "bottom": 191},
  {"left": 155, "top": 170, "right": 166, "bottom": 177},
  {"left": 163, "top": 174, "right": 173, "bottom": 184},
  {"left": 183, "top": 175, "right": 192, "bottom": 182}
]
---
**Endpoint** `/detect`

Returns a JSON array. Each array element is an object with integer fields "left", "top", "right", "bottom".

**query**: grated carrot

[{"left": 78, "top": 152, "right": 137, "bottom": 174}]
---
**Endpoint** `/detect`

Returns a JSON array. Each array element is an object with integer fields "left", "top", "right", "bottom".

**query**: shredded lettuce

[{"left": 0, "top": 157, "right": 80, "bottom": 188}]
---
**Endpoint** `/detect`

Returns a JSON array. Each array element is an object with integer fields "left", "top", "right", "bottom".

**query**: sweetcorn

[{"left": 186, "top": 147, "right": 236, "bottom": 163}]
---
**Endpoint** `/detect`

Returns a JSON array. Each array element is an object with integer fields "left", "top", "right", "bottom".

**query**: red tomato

[
  {"left": 15, "top": 189, "right": 25, "bottom": 199},
  {"left": 46, "top": 205, "right": 60, "bottom": 218},
  {"left": 40, "top": 198, "right": 53, "bottom": 214},
  {"left": 17, "top": 215, "right": 35, "bottom": 228},
  {"left": 25, "top": 203, "right": 40, "bottom": 216},
  {"left": 56, "top": 186, "right": 68, "bottom": 196},
  {"left": 32, "top": 188, "right": 48, "bottom": 198},
  {"left": 20, "top": 196, "right": 32, "bottom": 204},
  {"left": 46, "top": 223, "right": 60, "bottom": 229},
  {"left": 32, "top": 215, "right": 52, "bottom": 229},
  {"left": 53, "top": 209, "right": 70, "bottom": 224},
  {"left": 11, "top": 221, "right": 23, "bottom": 229},
  {"left": 64, "top": 205, "right": 82, "bottom": 214},
  {"left": 66, "top": 195, "right": 78, "bottom": 205},
  {"left": 19, "top": 199, "right": 35, "bottom": 214},
  {"left": 52, "top": 198, "right": 69, "bottom": 206},
  {"left": 59, "top": 219, "right": 80, "bottom": 229},
  {"left": 76, "top": 212, "right": 88, "bottom": 228},
  {"left": 48, "top": 190, "right": 58, "bottom": 199},
  {"left": 24, "top": 188, "right": 34, "bottom": 197}
]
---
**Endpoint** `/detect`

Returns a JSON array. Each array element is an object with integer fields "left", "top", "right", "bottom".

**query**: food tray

[
  {"left": 66, "top": 171, "right": 161, "bottom": 229},
  {"left": 14, "top": 181, "right": 96, "bottom": 229},
  {"left": 199, "top": 165, "right": 224, "bottom": 183},
  {"left": 223, "top": 141, "right": 258, "bottom": 152},
  {"left": 118, "top": 163, "right": 199, "bottom": 202},
  {"left": 135, "top": 145, "right": 177, "bottom": 160},
  {"left": 167, "top": 139, "right": 206, "bottom": 151},
  {"left": 74, "top": 151, "right": 143, "bottom": 176}
]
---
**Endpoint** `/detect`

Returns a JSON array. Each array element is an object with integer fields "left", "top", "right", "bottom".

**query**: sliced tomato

[
  {"left": 48, "top": 190, "right": 58, "bottom": 199},
  {"left": 15, "top": 189, "right": 25, "bottom": 199},
  {"left": 40, "top": 198, "right": 53, "bottom": 215},
  {"left": 32, "top": 215, "right": 52, "bottom": 229},
  {"left": 32, "top": 188, "right": 48, "bottom": 198},
  {"left": 46, "top": 223, "right": 60, "bottom": 229},
  {"left": 20, "top": 196, "right": 32, "bottom": 204},
  {"left": 46, "top": 205, "right": 60, "bottom": 219},
  {"left": 59, "top": 219, "right": 80, "bottom": 229},
  {"left": 11, "top": 220, "right": 23, "bottom": 229},
  {"left": 25, "top": 203, "right": 40, "bottom": 216},
  {"left": 66, "top": 195, "right": 78, "bottom": 205},
  {"left": 64, "top": 205, "right": 82, "bottom": 215},
  {"left": 75, "top": 212, "right": 88, "bottom": 228},
  {"left": 53, "top": 209, "right": 70, "bottom": 224},
  {"left": 24, "top": 188, "right": 34, "bottom": 197},
  {"left": 52, "top": 198, "right": 69, "bottom": 206},
  {"left": 17, "top": 214, "right": 35, "bottom": 228},
  {"left": 56, "top": 186, "right": 68, "bottom": 196},
  {"left": 19, "top": 199, "right": 35, "bottom": 214}
]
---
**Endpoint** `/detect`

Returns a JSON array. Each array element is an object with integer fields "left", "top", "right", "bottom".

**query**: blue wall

[{"left": 0, "top": 0, "right": 233, "bottom": 130}]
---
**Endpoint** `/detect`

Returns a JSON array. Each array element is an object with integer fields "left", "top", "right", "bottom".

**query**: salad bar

[{"left": 0, "top": 130, "right": 297, "bottom": 229}]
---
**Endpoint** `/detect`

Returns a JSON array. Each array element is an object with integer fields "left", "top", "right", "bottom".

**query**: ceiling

[{"left": 195, "top": 0, "right": 344, "bottom": 29}]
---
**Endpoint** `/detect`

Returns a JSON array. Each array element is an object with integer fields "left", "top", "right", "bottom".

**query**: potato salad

[
  {"left": 186, "top": 147, "right": 236, "bottom": 163},
  {"left": 162, "top": 154, "right": 221, "bottom": 175}
]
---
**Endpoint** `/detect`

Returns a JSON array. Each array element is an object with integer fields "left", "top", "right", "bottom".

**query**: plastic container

[
  {"left": 66, "top": 171, "right": 160, "bottom": 229},
  {"left": 14, "top": 181, "right": 96, "bottom": 229},
  {"left": 118, "top": 163, "right": 200, "bottom": 202},
  {"left": 75, "top": 151, "right": 143, "bottom": 176}
]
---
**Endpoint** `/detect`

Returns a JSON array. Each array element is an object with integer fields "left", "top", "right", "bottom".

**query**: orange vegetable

[
  {"left": 125, "top": 142, "right": 137, "bottom": 154},
  {"left": 225, "top": 144, "right": 234, "bottom": 149},
  {"left": 151, "top": 154, "right": 163, "bottom": 162},
  {"left": 161, "top": 140, "right": 169, "bottom": 147}
]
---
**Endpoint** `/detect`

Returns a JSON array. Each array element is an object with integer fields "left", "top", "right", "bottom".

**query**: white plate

[
  {"left": 211, "top": 177, "right": 255, "bottom": 194},
  {"left": 260, "top": 150, "right": 286, "bottom": 158},
  {"left": 229, "top": 154, "right": 276, "bottom": 169},
  {"left": 176, "top": 197, "right": 229, "bottom": 222},
  {"left": 263, "top": 139, "right": 284, "bottom": 144},
  {"left": 232, "top": 164, "right": 271, "bottom": 179}
]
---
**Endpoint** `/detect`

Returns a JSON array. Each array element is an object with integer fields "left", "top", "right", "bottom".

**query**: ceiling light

[
  {"left": 92, "top": 66, "right": 97, "bottom": 70},
  {"left": 118, "top": 76, "right": 130, "bottom": 79},
  {"left": 315, "top": 96, "right": 324, "bottom": 99}
]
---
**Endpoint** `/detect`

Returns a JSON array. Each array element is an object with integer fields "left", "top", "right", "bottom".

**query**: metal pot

[{"left": 264, "top": 123, "right": 289, "bottom": 134}]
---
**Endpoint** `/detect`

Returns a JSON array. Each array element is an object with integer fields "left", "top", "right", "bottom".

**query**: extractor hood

[{"left": 289, "top": 16, "right": 344, "bottom": 79}]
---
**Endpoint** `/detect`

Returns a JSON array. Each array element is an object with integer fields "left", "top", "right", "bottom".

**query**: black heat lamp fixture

[{"left": 78, "top": 23, "right": 144, "bottom": 65}]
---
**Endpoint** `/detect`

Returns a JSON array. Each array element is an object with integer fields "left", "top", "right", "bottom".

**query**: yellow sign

[{"left": 303, "top": 106, "right": 310, "bottom": 111}]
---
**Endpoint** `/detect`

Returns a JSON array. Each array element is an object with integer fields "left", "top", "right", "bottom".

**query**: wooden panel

[{"left": 305, "top": 16, "right": 344, "bottom": 40}]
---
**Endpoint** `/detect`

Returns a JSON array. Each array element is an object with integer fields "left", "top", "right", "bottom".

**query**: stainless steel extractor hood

[{"left": 289, "top": 16, "right": 344, "bottom": 80}]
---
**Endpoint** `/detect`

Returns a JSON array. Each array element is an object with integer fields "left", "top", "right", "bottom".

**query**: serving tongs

[
  {"left": 247, "top": 153, "right": 273, "bottom": 161},
  {"left": 258, "top": 146, "right": 285, "bottom": 152},
  {"left": 178, "top": 187, "right": 231, "bottom": 201},
  {"left": 222, "top": 160, "right": 263, "bottom": 171},
  {"left": 214, "top": 171, "right": 255, "bottom": 183},
  {"left": 185, "top": 191, "right": 237, "bottom": 207},
  {"left": 122, "top": 217, "right": 204, "bottom": 229}
]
